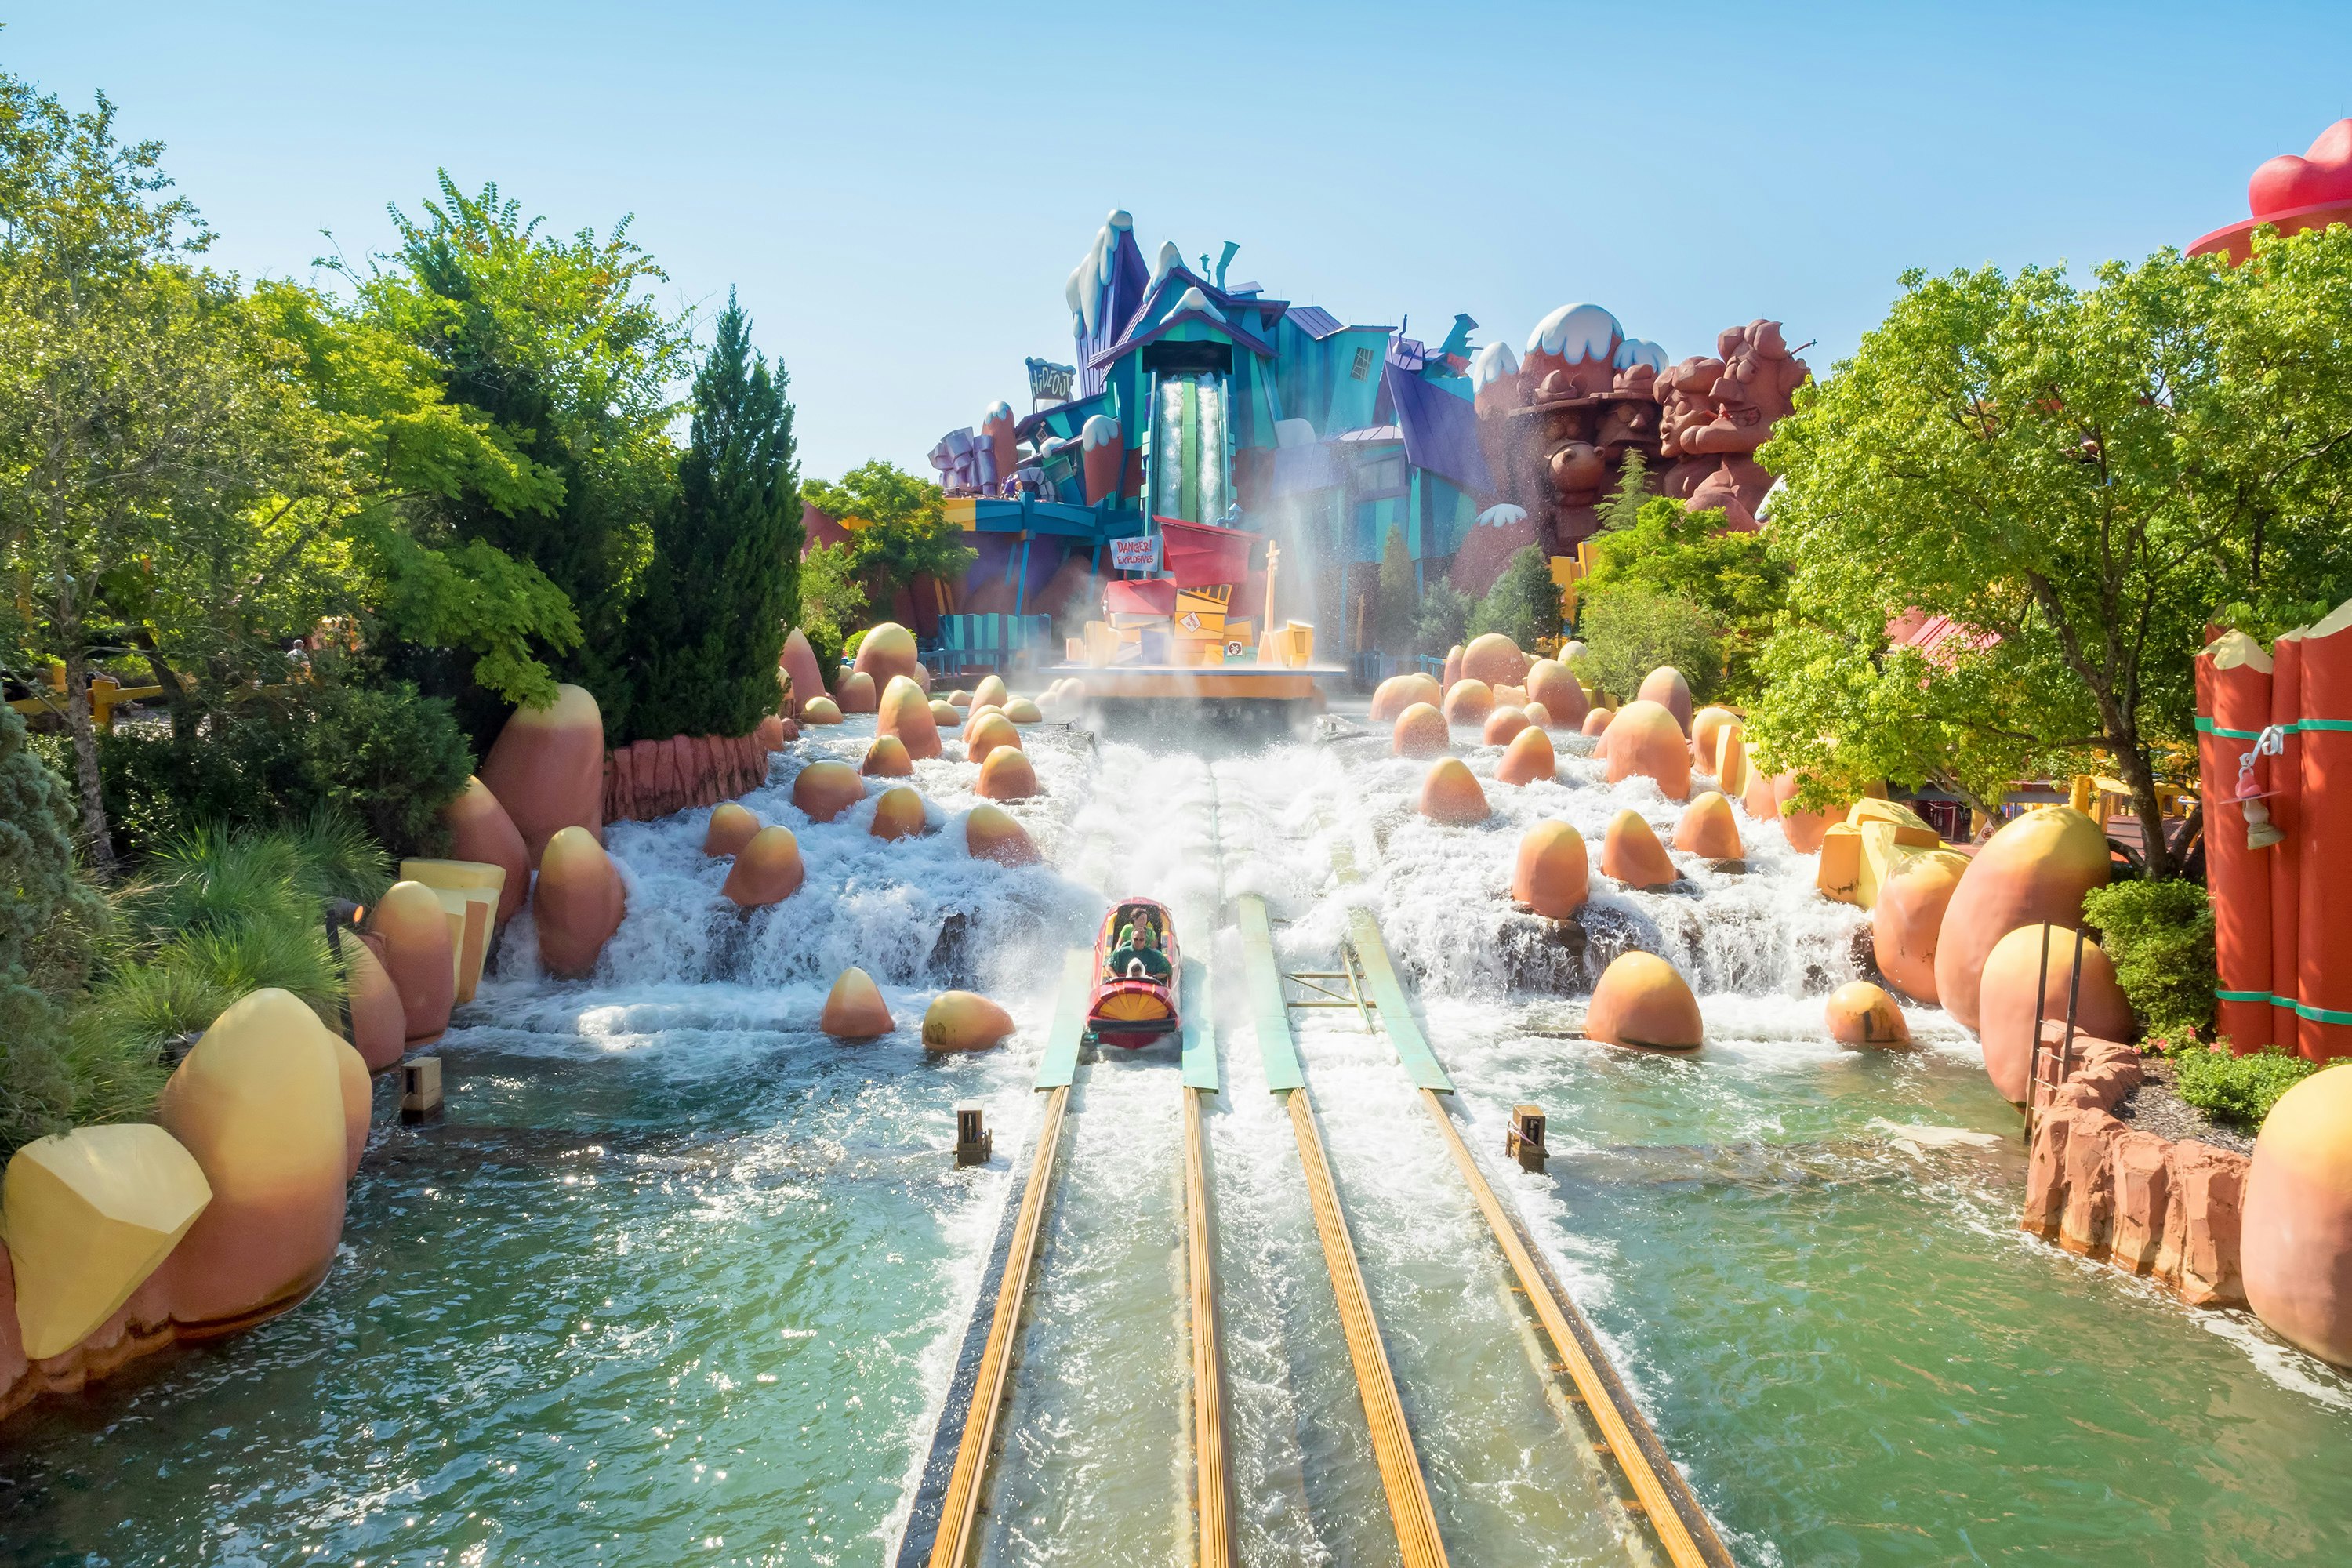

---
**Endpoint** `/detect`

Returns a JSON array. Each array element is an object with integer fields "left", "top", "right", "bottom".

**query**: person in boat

[{"left": 1105, "top": 909, "right": 1172, "bottom": 982}]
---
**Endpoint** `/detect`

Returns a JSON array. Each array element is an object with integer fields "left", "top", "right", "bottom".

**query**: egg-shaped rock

[
  {"left": 1825, "top": 982, "right": 1911, "bottom": 1047},
  {"left": 1483, "top": 706, "right": 1530, "bottom": 746},
  {"left": 1635, "top": 667, "right": 1693, "bottom": 735},
  {"left": 851, "top": 622, "right": 920, "bottom": 688},
  {"left": 1672, "top": 792, "right": 1744, "bottom": 859},
  {"left": 445, "top": 775, "right": 530, "bottom": 924},
  {"left": 837, "top": 670, "right": 877, "bottom": 714},
  {"left": 1691, "top": 706, "right": 1737, "bottom": 771},
  {"left": 1392, "top": 702, "right": 1449, "bottom": 758},
  {"left": 344, "top": 935, "right": 407, "bottom": 1073},
  {"left": 971, "top": 674, "right": 1010, "bottom": 710},
  {"left": 869, "top": 786, "right": 928, "bottom": 840},
  {"left": 0, "top": 1124, "right": 212, "bottom": 1360},
  {"left": 722, "top": 826, "right": 804, "bottom": 908},
  {"left": 1714, "top": 724, "right": 1751, "bottom": 801},
  {"left": 703, "top": 801, "right": 761, "bottom": 858},
  {"left": 477, "top": 683, "right": 604, "bottom": 866},
  {"left": 370, "top": 880, "right": 454, "bottom": 1045},
  {"left": 967, "top": 712, "right": 1021, "bottom": 764},
  {"left": 965, "top": 804, "right": 1040, "bottom": 866},
  {"left": 929, "top": 699, "right": 960, "bottom": 725},
  {"left": 862, "top": 734, "right": 914, "bottom": 778},
  {"left": 977, "top": 746, "right": 1038, "bottom": 801},
  {"left": 1371, "top": 673, "right": 1442, "bottom": 722},
  {"left": 1742, "top": 769, "right": 1838, "bottom": 853},
  {"left": 1419, "top": 757, "right": 1490, "bottom": 824},
  {"left": 1495, "top": 725, "right": 1556, "bottom": 786},
  {"left": 1004, "top": 697, "right": 1042, "bottom": 724},
  {"left": 2244, "top": 1067, "right": 2352, "bottom": 1367},
  {"left": 877, "top": 674, "right": 942, "bottom": 760},
  {"left": 1602, "top": 700, "right": 1691, "bottom": 800},
  {"left": 793, "top": 760, "right": 865, "bottom": 822},
  {"left": 800, "top": 695, "right": 843, "bottom": 724},
  {"left": 1493, "top": 684, "right": 1528, "bottom": 710},
  {"left": 1442, "top": 679, "right": 1494, "bottom": 728},
  {"left": 1976, "top": 924, "right": 2132, "bottom": 1103},
  {"left": 1511, "top": 821, "right": 1588, "bottom": 918},
  {"left": 535, "top": 826, "right": 626, "bottom": 979},
  {"left": 949, "top": 688, "right": 973, "bottom": 708},
  {"left": 1525, "top": 659, "right": 1588, "bottom": 727},
  {"left": 779, "top": 627, "right": 828, "bottom": 711},
  {"left": 1462, "top": 633, "right": 1529, "bottom": 688},
  {"left": 1934, "top": 807, "right": 2111, "bottom": 1033},
  {"left": 1602, "top": 809, "right": 1678, "bottom": 889},
  {"left": 1443, "top": 644, "right": 1464, "bottom": 691},
  {"left": 960, "top": 702, "right": 1003, "bottom": 739},
  {"left": 821, "top": 967, "right": 895, "bottom": 1041},
  {"left": 1581, "top": 707, "right": 1613, "bottom": 738},
  {"left": 154, "top": 988, "right": 348, "bottom": 1334},
  {"left": 1586, "top": 953, "right": 1704, "bottom": 1051},
  {"left": 1523, "top": 701, "right": 1554, "bottom": 730},
  {"left": 1872, "top": 851, "right": 1970, "bottom": 1004},
  {"left": 333, "top": 1038, "right": 370, "bottom": 1178},
  {"left": 922, "top": 992, "right": 1016, "bottom": 1053}
]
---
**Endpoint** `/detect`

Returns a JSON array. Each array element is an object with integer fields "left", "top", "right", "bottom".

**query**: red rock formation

[
  {"left": 445, "top": 777, "right": 530, "bottom": 924},
  {"left": 478, "top": 684, "right": 605, "bottom": 866},
  {"left": 1512, "top": 821, "right": 1588, "bottom": 919},
  {"left": 604, "top": 734, "right": 772, "bottom": 826}
]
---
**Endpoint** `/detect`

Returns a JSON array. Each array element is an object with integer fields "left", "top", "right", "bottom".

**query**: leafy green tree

[
  {"left": 1466, "top": 544, "right": 1562, "bottom": 649},
  {"left": 1413, "top": 579, "right": 1471, "bottom": 657},
  {"left": 1580, "top": 496, "right": 1787, "bottom": 697},
  {"left": 794, "top": 542, "right": 863, "bottom": 688},
  {"left": 1574, "top": 585, "right": 1722, "bottom": 703},
  {"left": 1595, "top": 449, "right": 1650, "bottom": 533},
  {"left": 0, "top": 703, "right": 106, "bottom": 1155},
  {"left": 625, "top": 292, "right": 801, "bottom": 740},
  {"left": 802, "top": 460, "right": 975, "bottom": 619},
  {"left": 330, "top": 174, "right": 692, "bottom": 739},
  {"left": 1755, "top": 231, "right": 2352, "bottom": 876},
  {"left": 1374, "top": 525, "right": 1415, "bottom": 655}
]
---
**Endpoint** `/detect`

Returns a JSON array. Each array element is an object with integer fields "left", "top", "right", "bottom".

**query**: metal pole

[
  {"left": 2061, "top": 924, "right": 2087, "bottom": 1082},
  {"left": 2026, "top": 921, "right": 2053, "bottom": 1134}
]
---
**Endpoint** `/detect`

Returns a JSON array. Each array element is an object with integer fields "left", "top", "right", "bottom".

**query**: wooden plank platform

[
  {"left": 1034, "top": 949, "right": 1092, "bottom": 1091},
  {"left": 1236, "top": 895, "right": 1305, "bottom": 1093},
  {"left": 1183, "top": 1083, "right": 1231, "bottom": 1568},
  {"left": 1180, "top": 956, "right": 1218, "bottom": 1094},
  {"left": 1345, "top": 909, "right": 1454, "bottom": 1095}
]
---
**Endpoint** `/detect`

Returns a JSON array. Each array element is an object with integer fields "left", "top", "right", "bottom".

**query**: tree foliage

[
  {"left": 1752, "top": 232, "right": 2352, "bottom": 873},
  {"left": 0, "top": 704, "right": 106, "bottom": 1155},
  {"left": 1580, "top": 496, "right": 1785, "bottom": 698},
  {"left": 1595, "top": 449, "right": 1651, "bottom": 533},
  {"left": 802, "top": 459, "right": 975, "bottom": 618},
  {"left": 1573, "top": 584, "right": 1722, "bottom": 702},
  {"left": 1467, "top": 544, "right": 1563, "bottom": 649},
  {"left": 1413, "top": 579, "right": 1471, "bottom": 657},
  {"left": 1374, "top": 525, "right": 1415, "bottom": 655}
]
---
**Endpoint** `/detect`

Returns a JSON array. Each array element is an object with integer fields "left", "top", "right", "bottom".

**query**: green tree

[
  {"left": 802, "top": 460, "right": 975, "bottom": 619},
  {"left": 330, "top": 174, "right": 692, "bottom": 739},
  {"left": 624, "top": 292, "right": 800, "bottom": 740},
  {"left": 794, "top": 541, "right": 865, "bottom": 687},
  {"left": 1595, "top": 449, "right": 1650, "bottom": 533},
  {"left": 1755, "top": 231, "right": 2352, "bottom": 874},
  {"left": 1374, "top": 525, "right": 1415, "bottom": 655},
  {"left": 1413, "top": 579, "right": 1471, "bottom": 657},
  {"left": 1466, "top": 544, "right": 1563, "bottom": 649},
  {"left": 1580, "top": 496, "right": 1787, "bottom": 697},
  {"left": 0, "top": 703, "right": 106, "bottom": 1155},
  {"left": 1573, "top": 584, "right": 1721, "bottom": 702}
]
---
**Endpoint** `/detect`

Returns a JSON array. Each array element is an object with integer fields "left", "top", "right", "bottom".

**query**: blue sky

[{"left": 9, "top": 3, "right": 2350, "bottom": 479}]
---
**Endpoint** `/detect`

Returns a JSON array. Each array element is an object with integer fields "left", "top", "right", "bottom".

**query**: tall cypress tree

[
  {"left": 1374, "top": 524, "right": 1416, "bottom": 655},
  {"left": 626, "top": 292, "right": 801, "bottom": 740}
]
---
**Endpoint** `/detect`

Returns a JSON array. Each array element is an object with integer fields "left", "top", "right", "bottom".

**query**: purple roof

[
  {"left": 1284, "top": 303, "right": 1345, "bottom": 339},
  {"left": 1381, "top": 362, "right": 1493, "bottom": 496}
]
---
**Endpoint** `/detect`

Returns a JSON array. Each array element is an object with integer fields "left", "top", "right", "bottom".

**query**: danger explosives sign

[{"left": 1109, "top": 535, "right": 1161, "bottom": 572}]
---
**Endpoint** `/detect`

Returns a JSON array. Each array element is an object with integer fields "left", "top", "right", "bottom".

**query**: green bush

[
  {"left": 2173, "top": 1047, "right": 2329, "bottom": 1127},
  {"left": 1572, "top": 583, "right": 1722, "bottom": 703},
  {"left": 1412, "top": 580, "right": 1472, "bottom": 658},
  {"left": 100, "top": 679, "right": 472, "bottom": 862},
  {"left": 1467, "top": 545, "right": 1563, "bottom": 650},
  {"left": 2082, "top": 878, "right": 2216, "bottom": 1037}
]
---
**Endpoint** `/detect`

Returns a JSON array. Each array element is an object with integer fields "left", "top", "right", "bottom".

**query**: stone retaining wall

[
  {"left": 602, "top": 719, "right": 793, "bottom": 825},
  {"left": 2021, "top": 1022, "right": 2249, "bottom": 1308}
]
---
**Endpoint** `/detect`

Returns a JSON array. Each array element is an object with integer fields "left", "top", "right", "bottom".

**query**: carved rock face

[{"left": 1548, "top": 441, "right": 1607, "bottom": 503}]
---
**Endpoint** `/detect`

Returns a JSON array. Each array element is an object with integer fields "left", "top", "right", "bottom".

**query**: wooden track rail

[{"left": 1183, "top": 1083, "right": 1232, "bottom": 1568}]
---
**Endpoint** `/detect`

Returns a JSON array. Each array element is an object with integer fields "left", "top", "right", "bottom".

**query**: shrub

[
  {"left": 2082, "top": 878, "right": 2216, "bottom": 1037},
  {"left": 0, "top": 703, "right": 109, "bottom": 1156},
  {"left": 1573, "top": 584, "right": 1722, "bottom": 702},
  {"left": 1412, "top": 580, "right": 1471, "bottom": 657},
  {"left": 2173, "top": 1047, "right": 2328, "bottom": 1127},
  {"left": 1467, "top": 545, "right": 1563, "bottom": 649}
]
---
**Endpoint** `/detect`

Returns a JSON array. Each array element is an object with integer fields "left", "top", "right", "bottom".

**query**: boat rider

[{"left": 1107, "top": 910, "right": 1173, "bottom": 982}]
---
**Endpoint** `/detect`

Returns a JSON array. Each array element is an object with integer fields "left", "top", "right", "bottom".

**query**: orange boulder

[
  {"left": 820, "top": 967, "right": 895, "bottom": 1040},
  {"left": 1004, "top": 697, "right": 1042, "bottom": 724},
  {"left": 334, "top": 1039, "right": 370, "bottom": 1178},
  {"left": 722, "top": 826, "right": 804, "bottom": 909},
  {"left": 1602, "top": 810, "right": 1678, "bottom": 889},
  {"left": 837, "top": 670, "right": 877, "bottom": 714},
  {"left": 1392, "top": 702, "right": 1449, "bottom": 758},
  {"left": 851, "top": 622, "right": 921, "bottom": 688},
  {"left": 445, "top": 776, "right": 529, "bottom": 924},
  {"left": 967, "top": 712, "right": 1021, "bottom": 764},
  {"left": 344, "top": 935, "right": 407, "bottom": 1073},
  {"left": 1976, "top": 924, "right": 2132, "bottom": 1103},
  {"left": 793, "top": 760, "right": 865, "bottom": 822},
  {"left": 1496, "top": 725, "right": 1556, "bottom": 786},
  {"left": 1825, "top": 982, "right": 1911, "bottom": 1047},
  {"left": 1443, "top": 644, "right": 1464, "bottom": 691},
  {"left": 1493, "top": 684, "right": 1528, "bottom": 710},
  {"left": 928, "top": 699, "right": 960, "bottom": 726},
  {"left": 1691, "top": 706, "right": 1737, "bottom": 770},
  {"left": 1512, "top": 821, "right": 1589, "bottom": 918},
  {"left": 977, "top": 746, "right": 1038, "bottom": 801},
  {"left": 1871, "top": 851, "right": 1970, "bottom": 1004},
  {"left": 1636, "top": 666, "right": 1693, "bottom": 735},
  {"left": 862, "top": 735, "right": 914, "bottom": 777},
  {"left": 779, "top": 627, "right": 828, "bottom": 711},
  {"left": 1933, "top": 806, "right": 2111, "bottom": 1033},
  {"left": 949, "top": 688, "right": 973, "bottom": 708},
  {"left": 1602, "top": 700, "right": 1691, "bottom": 800},
  {"left": 869, "top": 786, "right": 928, "bottom": 840},
  {"left": 2243, "top": 1066, "right": 2352, "bottom": 1367},
  {"left": 799, "top": 695, "right": 843, "bottom": 724},
  {"left": 1523, "top": 701, "right": 1554, "bottom": 730},
  {"left": 702, "top": 801, "right": 760, "bottom": 858},
  {"left": 1419, "top": 758, "right": 1490, "bottom": 824},
  {"left": 370, "top": 881, "right": 453, "bottom": 1045},
  {"left": 971, "top": 674, "right": 1011, "bottom": 710},
  {"left": 535, "top": 826, "right": 626, "bottom": 979},
  {"left": 1462, "top": 633, "right": 1529, "bottom": 688},
  {"left": 477, "top": 684, "right": 604, "bottom": 866},
  {"left": 1483, "top": 706, "right": 1530, "bottom": 746},
  {"left": 1586, "top": 953, "right": 1704, "bottom": 1051},
  {"left": 1442, "top": 679, "right": 1494, "bottom": 728},
  {"left": 1525, "top": 659, "right": 1588, "bottom": 727},
  {"left": 1743, "top": 770, "right": 1838, "bottom": 853},
  {"left": 1371, "top": 673, "right": 1442, "bottom": 722},
  {"left": 1581, "top": 707, "right": 1612, "bottom": 738},
  {"left": 876, "top": 675, "right": 942, "bottom": 760},
  {"left": 964, "top": 804, "right": 1040, "bottom": 866},
  {"left": 922, "top": 992, "right": 1016, "bottom": 1052},
  {"left": 1672, "top": 792, "right": 1744, "bottom": 860}
]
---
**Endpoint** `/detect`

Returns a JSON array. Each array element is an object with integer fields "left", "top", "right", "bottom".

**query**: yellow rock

[
  {"left": 2, "top": 1125, "right": 211, "bottom": 1360},
  {"left": 821, "top": 967, "right": 895, "bottom": 1040},
  {"left": 977, "top": 746, "right": 1038, "bottom": 801},
  {"left": 964, "top": 804, "right": 1040, "bottom": 866},
  {"left": 1419, "top": 757, "right": 1490, "bottom": 824},
  {"left": 1825, "top": 982, "right": 1911, "bottom": 1047},
  {"left": 972, "top": 674, "right": 1010, "bottom": 710},
  {"left": 966, "top": 712, "right": 1021, "bottom": 764},
  {"left": 800, "top": 695, "right": 843, "bottom": 724},
  {"left": 922, "top": 992, "right": 1016, "bottom": 1052},
  {"left": 793, "top": 760, "right": 865, "bottom": 822},
  {"left": 862, "top": 735, "right": 914, "bottom": 778},
  {"left": 1817, "top": 822, "right": 1862, "bottom": 904},
  {"left": 928, "top": 699, "right": 960, "bottom": 725},
  {"left": 1004, "top": 697, "right": 1043, "bottom": 724},
  {"left": 702, "top": 802, "right": 760, "bottom": 858},
  {"left": 869, "top": 786, "right": 928, "bottom": 840}
]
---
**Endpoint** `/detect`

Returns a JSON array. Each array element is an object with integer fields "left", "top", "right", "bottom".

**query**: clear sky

[{"left": 9, "top": 2, "right": 2350, "bottom": 480}]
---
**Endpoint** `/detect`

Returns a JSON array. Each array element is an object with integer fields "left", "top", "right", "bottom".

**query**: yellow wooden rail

[
  {"left": 928, "top": 1083, "right": 1069, "bottom": 1568},
  {"left": 1287, "top": 1086, "right": 1451, "bottom": 1568},
  {"left": 1183, "top": 1086, "right": 1232, "bottom": 1568}
]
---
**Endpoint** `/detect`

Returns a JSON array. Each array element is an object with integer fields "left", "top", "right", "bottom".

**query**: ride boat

[{"left": 1086, "top": 897, "right": 1182, "bottom": 1045}]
